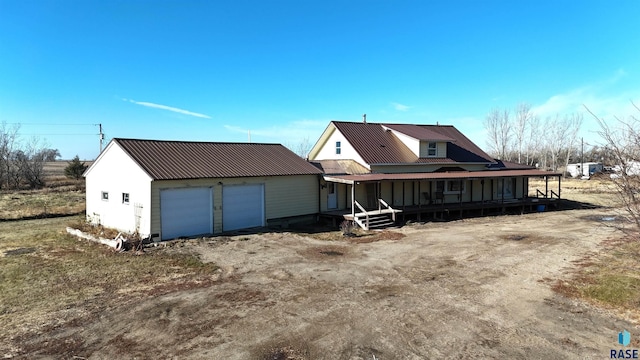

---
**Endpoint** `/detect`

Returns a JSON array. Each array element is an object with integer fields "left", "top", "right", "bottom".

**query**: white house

[
  {"left": 308, "top": 121, "right": 561, "bottom": 229},
  {"left": 84, "top": 139, "right": 322, "bottom": 240}
]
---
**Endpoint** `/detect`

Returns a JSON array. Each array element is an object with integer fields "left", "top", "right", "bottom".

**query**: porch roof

[{"left": 323, "top": 169, "right": 561, "bottom": 184}]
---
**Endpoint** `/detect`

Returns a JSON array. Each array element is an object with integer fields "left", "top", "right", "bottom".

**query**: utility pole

[
  {"left": 581, "top": 137, "right": 584, "bottom": 178},
  {"left": 96, "top": 123, "right": 104, "bottom": 153}
]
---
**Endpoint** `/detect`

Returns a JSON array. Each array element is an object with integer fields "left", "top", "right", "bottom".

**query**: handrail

[
  {"left": 378, "top": 198, "right": 396, "bottom": 221},
  {"left": 536, "top": 189, "right": 547, "bottom": 198},
  {"left": 354, "top": 200, "right": 369, "bottom": 229},
  {"left": 550, "top": 190, "right": 559, "bottom": 199}
]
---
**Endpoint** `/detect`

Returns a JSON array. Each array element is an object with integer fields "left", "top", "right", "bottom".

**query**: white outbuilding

[
  {"left": 84, "top": 138, "right": 322, "bottom": 240},
  {"left": 566, "top": 162, "right": 603, "bottom": 178}
]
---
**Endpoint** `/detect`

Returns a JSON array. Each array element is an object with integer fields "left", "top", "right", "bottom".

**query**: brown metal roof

[
  {"left": 383, "top": 124, "right": 455, "bottom": 142},
  {"left": 310, "top": 159, "right": 370, "bottom": 175},
  {"left": 332, "top": 122, "right": 417, "bottom": 164},
  {"left": 114, "top": 138, "right": 322, "bottom": 180},
  {"left": 332, "top": 121, "right": 494, "bottom": 165},
  {"left": 324, "top": 169, "right": 561, "bottom": 183}
]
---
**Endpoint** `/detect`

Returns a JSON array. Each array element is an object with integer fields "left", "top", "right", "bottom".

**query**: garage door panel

[
  {"left": 161, "top": 187, "right": 212, "bottom": 240},
  {"left": 223, "top": 184, "right": 264, "bottom": 231}
]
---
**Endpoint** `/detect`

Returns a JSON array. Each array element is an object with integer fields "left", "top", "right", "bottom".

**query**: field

[{"left": 1, "top": 175, "right": 639, "bottom": 359}]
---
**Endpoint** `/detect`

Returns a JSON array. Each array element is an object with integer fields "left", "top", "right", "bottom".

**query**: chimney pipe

[{"left": 363, "top": 113, "right": 367, "bottom": 124}]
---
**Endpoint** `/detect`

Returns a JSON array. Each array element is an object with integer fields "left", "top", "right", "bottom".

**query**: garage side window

[
  {"left": 101, "top": 191, "right": 109, "bottom": 201},
  {"left": 335, "top": 141, "right": 341, "bottom": 155},
  {"left": 122, "top": 193, "right": 130, "bottom": 204}
]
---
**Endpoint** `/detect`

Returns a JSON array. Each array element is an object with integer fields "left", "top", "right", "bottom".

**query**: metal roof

[
  {"left": 310, "top": 159, "right": 370, "bottom": 175},
  {"left": 324, "top": 169, "right": 562, "bottom": 184},
  {"left": 383, "top": 124, "right": 455, "bottom": 142},
  {"left": 332, "top": 121, "right": 495, "bottom": 165},
  {"left": 114, "top": 138, "right": 322, "bottom": 180}
]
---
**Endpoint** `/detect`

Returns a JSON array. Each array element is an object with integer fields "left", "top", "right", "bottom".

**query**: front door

[{"left": 327, "top": 183, "right": 338, "bottom": 209}]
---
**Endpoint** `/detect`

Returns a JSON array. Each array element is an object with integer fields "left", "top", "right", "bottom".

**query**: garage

[
  {"left": 223, "top": 184, "right": 264, "bottom": 231},
  {"left": 160, "top": 187, "right": 213, "bottom": 240}
]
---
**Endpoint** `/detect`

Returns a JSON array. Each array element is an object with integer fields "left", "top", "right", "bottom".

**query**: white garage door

[
  {"left": 160, "top": 187, "right": 213, "bottom": 240},
  {"left": 223, "top": 184, "right": 264, "bottom": 231}
]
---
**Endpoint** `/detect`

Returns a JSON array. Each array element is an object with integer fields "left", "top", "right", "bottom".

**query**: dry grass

[
  {"left": 0, "top": 216, "right": 220, "bottom": 344},
  {"left": 0, "top": 188, "right": 85, "bottom": 220},
  {"left": 305, "top": 228, "right": 405, "bottom": 243},
  {"left": 552, "top": 235, "right": 640, "bottom": 322}
]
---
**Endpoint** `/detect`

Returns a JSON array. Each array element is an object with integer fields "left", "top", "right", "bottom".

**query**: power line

[
  {"left": 22, "top": 133, "right": 98, "bottom": 136},
  {"left": 2, "top": 122, "right": 94, "bottom": 126}
]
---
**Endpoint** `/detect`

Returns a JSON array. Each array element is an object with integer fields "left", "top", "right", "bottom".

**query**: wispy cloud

[
  {"left": 391, "top": 102, "right": 410, "bottom": 112},
  {"left": 532, "top": 69, "right": 639, "bottom": 120},
  {"left": 223, "top": 119, "right": 328, "bottom": 144},
  {"left": 124, "top": 98, "right": 211, "bottom": 119}
]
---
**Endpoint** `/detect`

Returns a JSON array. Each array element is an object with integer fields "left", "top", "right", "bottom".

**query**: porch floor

[{"left": 320, "top": 197, "right": 558, "bottom": 223}]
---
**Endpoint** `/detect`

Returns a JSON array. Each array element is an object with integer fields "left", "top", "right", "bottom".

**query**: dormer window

[
  {"left": 427, "top": 142, "right": 437, "bottom": 157},
  {"left": 336, "top": 141, "right": 341, "bottom": 155}
]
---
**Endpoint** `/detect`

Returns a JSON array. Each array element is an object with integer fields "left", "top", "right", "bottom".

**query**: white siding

[
  {"left": 310, "top": 127, "right": 370, "bottom": 169},
  {"left": 419, "top": 142, "right": 447, "bottom": 158},
  {"left": 85, "top": 142, "right": 153, "bottom": 237}
]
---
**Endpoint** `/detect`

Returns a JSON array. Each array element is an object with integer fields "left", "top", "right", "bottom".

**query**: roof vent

[{"left": 362, "top": 113, "right": 367, "bottom": 124}]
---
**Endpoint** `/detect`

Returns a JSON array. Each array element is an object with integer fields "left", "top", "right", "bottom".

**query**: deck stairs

[{"left": 353, "top": 210, "right": 396, "bottom": 230}]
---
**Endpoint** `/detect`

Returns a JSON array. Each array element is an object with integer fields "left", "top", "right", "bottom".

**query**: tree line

[
  {"left": 0, "top": 122, "right": 60, "bottom": 190},
  {"left": 484, "top": 103, "right": 584, "bottom": 171}
]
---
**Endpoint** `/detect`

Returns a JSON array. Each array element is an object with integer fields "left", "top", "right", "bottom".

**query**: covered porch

[{"left": 319, "top": 169, "right": 563, "bottom": 230}]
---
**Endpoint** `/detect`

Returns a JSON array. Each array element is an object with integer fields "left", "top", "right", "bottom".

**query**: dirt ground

[{"left": 15, "top": 195, "right": 639, "bottom": 359}]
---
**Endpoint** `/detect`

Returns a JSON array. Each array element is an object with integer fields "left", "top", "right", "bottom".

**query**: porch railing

[
  {"left": 353, "top": 200, "right": 369, "bottom": 230},
  {"left": 378, "top": 198, "right": 397, "bottom": 221},
  {"left": 536, "top": 189, "right": 547, "bottom": 198},
  {"left": 550, "top": 190, "right": 560, "bottom": 199}
]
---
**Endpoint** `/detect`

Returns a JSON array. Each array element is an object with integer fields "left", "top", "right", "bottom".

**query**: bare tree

[
  {"left": 525, "top": 114, "right": 541, "bottom": 166},
  {"left": 285, "top": 137, "right": 313, "bottom": 158},
  {"left": 561, "top": 113, "right": 583, "bottom": 175},
  {"left": 542, "top": 113, "right": 581, "bottom": 172},
  {"left": 513, "top": 103, "right": 532, "bottom": 164},
  {"left": 0, "top": 122, "right": 20, "bottom": 189},
  {"left": 588, "top": 104, "right": 640, "bottom": 230},
  {"left": 18, "top": 137, "right": 48, "bottom": 188},
  {"left": 484, "top": 108, "right": 512, "bottom": 160}
]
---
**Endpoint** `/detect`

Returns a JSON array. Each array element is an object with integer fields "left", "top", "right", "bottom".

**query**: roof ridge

[{"left": 114, "top": 138, "right": 282, "bottom": 146}]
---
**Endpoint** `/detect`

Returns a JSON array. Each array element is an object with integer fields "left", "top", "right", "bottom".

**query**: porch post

[
  {"left": 491, "top": 179, "right": 494, "bottom": 201},
  {"left": 545, "top": 176, "right": 548, "bottom": 198},
  {"left": 558, "top": 175, "right": 561, "bottom": 199},
  {"left": 418, "top": 181, "right": 421, "bottom": 207},
  {"left": 501, "top": 178, "right": 505, "bottom": 204},
  {"left": 459, "top": 179, "right": 463, "bottom": 217},
  {"left": 481, "top": 179, "right": 485, "bottom": 215},
  {"left": 402, "top": 181, "right": 406, "bottom": 208},
  {"left": 391, "top": 182, "right": 394, "bottom": 209},
  {"left": 351, "top": 182, "right": 355, "bottom": 217}
]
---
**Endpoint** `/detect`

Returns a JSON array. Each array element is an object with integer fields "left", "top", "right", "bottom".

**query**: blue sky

[{"left": 1, "top": 0, "right": 639, "bottom": 160}]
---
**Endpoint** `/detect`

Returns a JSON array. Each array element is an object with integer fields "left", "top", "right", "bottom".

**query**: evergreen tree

[{"left": 65, "top": 155, "right": 88, "bottom": 180}]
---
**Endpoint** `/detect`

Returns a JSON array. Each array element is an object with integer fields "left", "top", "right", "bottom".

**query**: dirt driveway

[{"left": 21, "top": 207, "right": 637, "bottom": 359}]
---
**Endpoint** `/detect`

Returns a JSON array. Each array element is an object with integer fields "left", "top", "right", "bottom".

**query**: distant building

[{"left": 566, "top": 162, "right": 603, "bottom": 178}]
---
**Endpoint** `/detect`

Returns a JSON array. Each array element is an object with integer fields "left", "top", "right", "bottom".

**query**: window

[
  {"left": 427, "top": 142, "right": 437, "bottom": 157},
  {"left": 101, "top": 191, "right": 109, "bottom": 201},
  {"left": 122, "top": 193, "right": 130, "bottom": 204},
  {"left": 447, "top": 180, "right": 465, "bottom": 193},
  {"left": 436, "top": 180, "right": 466, "bottom": 194},
  {"left": 336, "top": 141, "right": 341, "bottom": 155}
]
